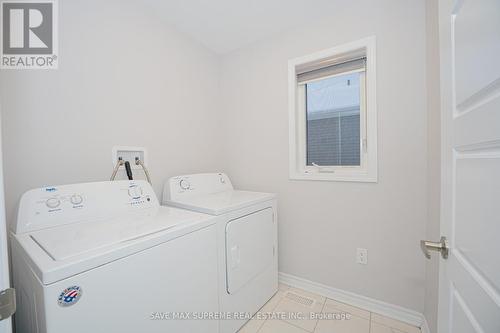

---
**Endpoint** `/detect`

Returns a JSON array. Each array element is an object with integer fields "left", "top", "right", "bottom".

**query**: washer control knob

[
  {"left": 46, "top": 197, "right": 61, "bottom": 209},
  {"left": 70, "top": 194, "right": 83, "bottom": 205},
  {"left": 128, "top": 186, "right": 143, "bottom": 198},
  {"left": 179, "top": 179, "right": 190, "bottom": 190}
]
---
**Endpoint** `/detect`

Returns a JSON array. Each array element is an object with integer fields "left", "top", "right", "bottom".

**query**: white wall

[
  {"left": 0, "top": 0, "right": 437, "bottom": 317},
  {"left": 219, "top": 0, "right": 428, "bottom": 312},
  {"left": 423, "top": 0, "right": 441, "bottom": 331},
  {"left": 0, "top": 0, "right": 222, "bottom": 228}
]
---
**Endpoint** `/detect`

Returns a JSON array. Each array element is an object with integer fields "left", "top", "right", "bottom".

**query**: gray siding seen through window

[{"left": 306, "top": 72, "right": 361, "bottom": 166}]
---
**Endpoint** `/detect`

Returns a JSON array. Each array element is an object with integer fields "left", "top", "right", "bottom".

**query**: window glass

[{"left": 306, "top": 72, "right": 361, "bottom": 166}]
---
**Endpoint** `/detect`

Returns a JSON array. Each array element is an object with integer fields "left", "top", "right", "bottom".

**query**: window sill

[{"left": 289, "top": 170, "right": 377, "bottom": 183}]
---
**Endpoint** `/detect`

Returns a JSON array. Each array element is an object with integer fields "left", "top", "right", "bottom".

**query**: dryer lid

[{"left": 165, "top": 190, "right": 275, "bottom": 215}]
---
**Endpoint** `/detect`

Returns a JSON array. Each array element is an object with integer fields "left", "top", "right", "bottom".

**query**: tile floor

[{"left": 238, "top": 284, "right": 421, "bottom": 333}]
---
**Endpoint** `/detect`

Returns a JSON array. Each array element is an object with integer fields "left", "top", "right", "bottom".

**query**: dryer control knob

[
  {"left": 46, "top": 197, "right": 61, "bottom": 209},
  {"left": 179, "top": 179, "right": 190, "bottom": 190}
]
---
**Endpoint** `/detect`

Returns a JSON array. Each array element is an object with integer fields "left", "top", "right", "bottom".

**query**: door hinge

[{"left": 0, "top": 288, "right": 16, "bottom": 321}]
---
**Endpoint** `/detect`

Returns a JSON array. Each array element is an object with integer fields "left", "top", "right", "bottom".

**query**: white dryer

[
  {"left": 11, "top": 180, "right": 220, "bottom": 333},
  {"left": 163, "top": 173, "right": 278, "bottom": 333}
]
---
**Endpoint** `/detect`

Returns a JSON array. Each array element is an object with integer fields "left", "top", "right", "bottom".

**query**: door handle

[
  {"left": 421, "top": 236, "right": 449, "bottom": 259},
  {"left": 230, "top": 245, "right": 240, "bottom": 269}
]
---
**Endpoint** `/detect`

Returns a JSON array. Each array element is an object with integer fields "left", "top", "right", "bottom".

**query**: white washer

[
  {"left": 163, "top": 173, "right": 278, "bottom": 333},
  {"left": 11, "top": 180, "right": 220, "bottom": 333}
]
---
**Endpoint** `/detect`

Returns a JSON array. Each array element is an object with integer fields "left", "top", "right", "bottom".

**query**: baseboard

[
  {"left": 278, "top": 272, "right": 424, "bottom": 328},
  {"left": 420, "top": 317, "right": 431, "bottom": 333}
]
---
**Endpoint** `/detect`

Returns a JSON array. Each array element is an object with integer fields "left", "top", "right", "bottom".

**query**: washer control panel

[
  {"left": 15, "top": 180, "right": 158, "bottom": 234},
  {"left": 163, "top": 173, "right": 233, "bottom": 203}
]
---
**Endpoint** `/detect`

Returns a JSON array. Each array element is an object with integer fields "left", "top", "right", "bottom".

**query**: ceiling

[{"left": 143, "top": 0, "right": 344, "bottom": 54}]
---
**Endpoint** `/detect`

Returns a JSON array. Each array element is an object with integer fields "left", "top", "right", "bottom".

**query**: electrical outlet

[
  {"left": 112, "top": 146, "right": 147, "bottom": 169},
  {"left": 356, "top": 248, "right": 368, "bottom": 265}
]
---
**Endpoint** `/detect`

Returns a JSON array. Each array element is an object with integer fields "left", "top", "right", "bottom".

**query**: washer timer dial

[
  {"left": 70, "top": 194, "right": 83, "bottom": 205},
  {"left": 179, "top": 179, "right": 190, "bottom": 190},
  {"left": 128, "top": 186, "right": 143, "bottom": 199}
]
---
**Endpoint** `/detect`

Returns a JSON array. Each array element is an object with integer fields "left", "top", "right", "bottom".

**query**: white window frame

[{"left": 288, "top": 36, "right": 378, "bottom": 182}]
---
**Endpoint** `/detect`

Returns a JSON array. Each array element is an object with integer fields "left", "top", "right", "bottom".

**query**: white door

[
  {"left": 437, "top": 0, "right": 500, "bottom": 332},
  {"left": 0, "top": 114, "right": 13, "bottom": 332}
]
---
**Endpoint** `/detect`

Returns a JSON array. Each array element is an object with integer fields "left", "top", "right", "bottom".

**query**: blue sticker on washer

[{"left": 58, "top": 286, "right": 82, "bottom": 307}]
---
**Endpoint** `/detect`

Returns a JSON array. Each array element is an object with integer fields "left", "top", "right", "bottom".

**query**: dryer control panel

[
  {"left": 15, "top": 180, "right": 159, "bottom": 234},
  {"left": 163, "top": 173, "right": 233, "bottom": 203}
]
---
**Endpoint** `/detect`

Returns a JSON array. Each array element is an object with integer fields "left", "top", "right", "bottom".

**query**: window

[{"left": 288, "top": 37, "right": 377, "bottom": 182}]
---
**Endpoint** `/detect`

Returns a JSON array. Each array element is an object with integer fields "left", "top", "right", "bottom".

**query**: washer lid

[
  {"left": 166, "top": 190, "right": 276, "bottom": 215},
  {"left": 30, "top": 209, "right": 183, "bottom": 261},
  {"left": 14, "top": 206, "right": 215, "bottom": 284}
]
